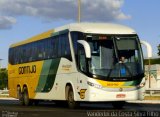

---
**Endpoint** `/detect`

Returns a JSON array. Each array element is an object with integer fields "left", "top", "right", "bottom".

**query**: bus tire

[
  {"left": 67, "top": 86, "right": 79, "bottom": 109},
  {"left": 17, "top": 87, "right": 24, "bottom": 105},
  {"left": 23, "top": 87, "right": 33, "bottom": 106},
  {"left": 112, "top": 101, "right": 125, "bottom": 109}
]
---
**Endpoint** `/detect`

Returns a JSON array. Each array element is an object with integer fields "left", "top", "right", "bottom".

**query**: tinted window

[
  {"left": 9, "top": 31, "right": 72, "bottom": 65},
  {"left": 71, "top": 32, "right": 83, "bottom": 67},
  {"left": 58, "top": 33, "right": 71, "bottom": 60}
]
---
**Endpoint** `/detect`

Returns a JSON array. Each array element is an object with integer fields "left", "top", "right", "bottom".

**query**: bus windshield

[{"left": 87, "top": 35, "right": 144, "bottom": 81}]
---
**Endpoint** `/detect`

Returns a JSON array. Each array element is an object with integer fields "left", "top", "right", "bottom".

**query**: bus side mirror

[
  {"left": 140, "top": 40, "right": 152, "bottom": 58},
  {"left": 77, "top": 40, "right": 91, "bottom": 58}
]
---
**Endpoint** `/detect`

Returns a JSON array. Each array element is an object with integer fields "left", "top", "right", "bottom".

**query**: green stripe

[
  {"left": 36, "top": 60, "right": 52, "bottom": 92},
  {"left": 42, "top": 59, "right": 60, "bottom": 92},
  {"left": 124, "top": 79, "right": 141, "bottom": 86},
  {"left": 36, "top": 59, "right": 60, "bottom": 92}
]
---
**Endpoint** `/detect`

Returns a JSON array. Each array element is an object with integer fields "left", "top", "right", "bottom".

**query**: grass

[
  {"left": 144, "top": 96, "right": 160, "bottom": 100},
  {"left": 0, "top": 94, "right": 9, "bottom": 98}
]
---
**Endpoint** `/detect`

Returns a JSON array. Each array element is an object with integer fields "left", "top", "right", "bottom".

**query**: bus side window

[
  {"left": 58, "top": 33, "right": 72, "bottom": 60},
  {"left": 9, "top": 48, "right": 15, "bottom": 65},
  {"left": 53, "top": 36, "right": 58, "bottom": 58},
  {"left": 71, "top": 32, "right": 83, "bottom": 67},
  {"left": 64, "top": 33, "right": 72, "bottom": 60},
  {"left": 47, "top": 38, "right": 52, "bottom": 59},
  {"left": 37, "top": 41, "right": 43, "bottom": 59}
]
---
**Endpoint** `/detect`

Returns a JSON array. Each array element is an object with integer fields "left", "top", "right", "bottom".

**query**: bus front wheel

[{"left": 67, "top": 86, "right": 79, "bottom": 109}]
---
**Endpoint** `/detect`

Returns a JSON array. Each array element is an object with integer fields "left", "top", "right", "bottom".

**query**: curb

[
  {"left": 127, "top": 100, "right": 160, "bottom": 104},
  {"left": 0, "top": 97, "right": 18, "bottom": 100},
  {"left": 144, "top": 96, "right": 160, "bottom": 100}
]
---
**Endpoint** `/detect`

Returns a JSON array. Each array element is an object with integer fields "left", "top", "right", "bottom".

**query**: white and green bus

[{"left": 8, "top": 23, "right": 146, "bottom": 109}]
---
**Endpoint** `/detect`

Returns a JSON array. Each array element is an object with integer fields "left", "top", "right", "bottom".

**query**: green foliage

[
  {"left": 157, "top": 44, "right": 160, "bottom": 56},
  {"left": 144, "top": 58, "right": 160, "bottom": 65},
  {"left": 0, "top": 68, "right": 8, "bottom": 90}
]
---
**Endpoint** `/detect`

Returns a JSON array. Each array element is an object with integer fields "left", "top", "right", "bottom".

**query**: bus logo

[
  {"left": 78, "top": 89, "right": 87, "bottom": 99},
  {"left": 19, "top": 65, "right": 36, "bottom": 74}
]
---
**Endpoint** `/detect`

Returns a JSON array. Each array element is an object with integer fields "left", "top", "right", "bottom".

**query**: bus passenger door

[{"left": 77, "top": 43, "right": 89, "bottom": 100}]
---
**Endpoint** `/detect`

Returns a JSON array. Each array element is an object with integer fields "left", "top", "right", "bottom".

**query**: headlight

[{"left": 87, "top": 81, "right": 102, "bottom": 89}]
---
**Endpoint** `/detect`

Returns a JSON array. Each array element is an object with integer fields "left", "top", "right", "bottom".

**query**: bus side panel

[
  {"left": 8, "top": 61, "right": 44, "bottom": 99},
  {"left": 34, "top": 58, "right": 78, "bottom": 100}
]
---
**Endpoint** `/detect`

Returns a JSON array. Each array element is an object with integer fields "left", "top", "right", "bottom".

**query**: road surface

[{"left": 0, "top": 99, "right": 160, "bottom": 117}]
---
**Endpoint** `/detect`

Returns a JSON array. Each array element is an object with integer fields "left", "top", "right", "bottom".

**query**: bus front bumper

[{"left": 80, "top": 86, "right": 145, "bottom": 102}]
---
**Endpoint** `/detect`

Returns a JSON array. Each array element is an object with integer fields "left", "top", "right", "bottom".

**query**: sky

[{"left": 0, "top": 0, "right": 160, "bottom": 67}]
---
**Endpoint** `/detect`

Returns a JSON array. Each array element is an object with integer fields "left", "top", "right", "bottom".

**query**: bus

[{"left": 8, "top": 23, "right": 146, "bottom": 109}]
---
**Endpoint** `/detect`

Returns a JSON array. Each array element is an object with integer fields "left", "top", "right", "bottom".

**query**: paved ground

[{"left": 0, "top": 98, "right": 160, "bottom": 117}]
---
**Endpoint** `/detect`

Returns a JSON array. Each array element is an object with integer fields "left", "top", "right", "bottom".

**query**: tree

[
  {"left": 158, "top": 44, "right": 160, "bottom": 56},
  {"left": 0, "top": 68, "right": 8, "bottom": 90}
]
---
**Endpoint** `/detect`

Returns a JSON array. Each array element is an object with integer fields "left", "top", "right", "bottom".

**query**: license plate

[{"left": 116, "top": 94, "right": 126, "bottom": 98}]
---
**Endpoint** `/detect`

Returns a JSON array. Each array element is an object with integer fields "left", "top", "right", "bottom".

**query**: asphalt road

[{"left": 0, "top": 99, "right": 160, "bottom": 117}]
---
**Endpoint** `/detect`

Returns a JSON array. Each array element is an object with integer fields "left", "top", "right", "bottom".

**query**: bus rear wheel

[
  {"left": 67, "top": 86, "right": 79, "bottom": 109},
  {"left": 112, "top": 101, "right": 125, "bottom": 109},
  {"left": 23, "top": 87, "right": 33, "bottom": 106},
  {"left": 17, "top": 87, "right": 24, "bottom": 105}
]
